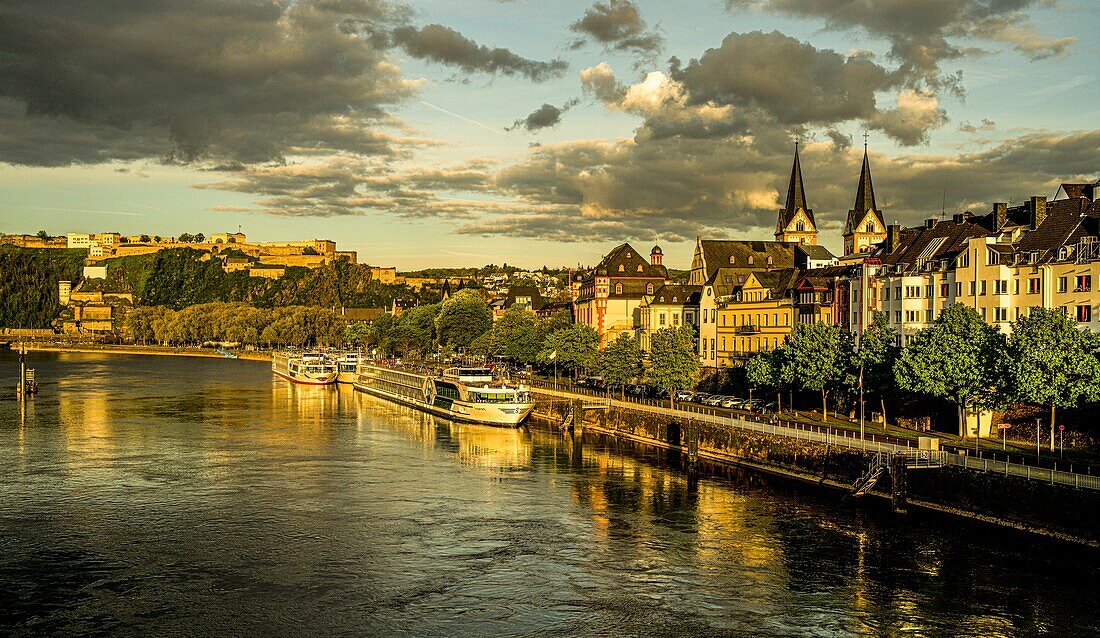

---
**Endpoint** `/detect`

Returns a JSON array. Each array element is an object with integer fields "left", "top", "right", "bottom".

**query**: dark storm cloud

[
  {"left": 0, "top": 0, "right": 419, "bottom": 166},
  {"left": 388, "top": 24, "right": 568, "bottom": 82},
  {"left": 506, "top": 100, "right": 580, "bottom": 132},
  {"left": 569, "top": 0, "right": 664, "bottom": 59},
  {"left": 0, "top": 0, "right": 564, "bottom": 167},
  {"left": 725, "top": 0, "right": 1074, "bottom": 92},
  {"left": 670, "top": 31, "right": 898, "bottom": 126}
]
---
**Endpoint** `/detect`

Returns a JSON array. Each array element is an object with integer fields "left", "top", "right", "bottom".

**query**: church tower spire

[
  {"left": 843, "top": 138, "right": 887, "bottom": 255},
  {"left": 775, "top": 142, "right": 818, "bottom": 245}
]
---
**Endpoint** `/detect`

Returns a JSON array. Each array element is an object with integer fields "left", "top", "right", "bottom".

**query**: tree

[
  {"left": 895, "top": 303, "right": 1007, "bottom": 437},
  {"left": 1007, "top": 307, "right": 1100, "bottom": 451},
  {"left": 344, "top": 322, "right": 372, "bottom": 348},
  {"left": 178, "top": 233, "right": 194, "bottom": 243},
  {"left": 783, "top": 323, "right": 854, "bottom": 421},
  {"left": 537, "top": 308, "right": 572, "bottom": 340},
  {"left": 140, "top": 235, "right": 151, "bottom": 243},
  {"left": 36, "top": 230, "right": 49, "bottom": 239},
  {"left": 746, "top": 347, "right": 789, "bottom": 410},
  {"left": 601, "top": 334, "right": 644, "bottom": 399},
  {"left": 193, "top": 233, "right": 205, "bottom": 242},
  {"left": 853, "top": 311, "right": 901, "bottom": 424},
  {"left": 538, "top": 324, "right": 599, "bottom": 378},
  {"left": 485, "top": 306, "right": 541, "bottom": 364},
  {"left": 647, "top": 325, "right": 699, "bottom": 406},
  {"left": 435, "top": 290, "right": 492, "bottom": 350},
  {"left": 391, "top": 304, "right": 440, "bottom": 356}
]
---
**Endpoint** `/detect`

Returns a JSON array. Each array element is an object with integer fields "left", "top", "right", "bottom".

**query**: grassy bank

[{"left": 23, "top": 343, "right": 272, "bottom": 362}]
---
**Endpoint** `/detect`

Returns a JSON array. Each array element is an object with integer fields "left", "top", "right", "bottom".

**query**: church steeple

[
  {"left": 775, "top": 142, "right": 818, "bottom": 245},
  {"left": 852, "top": 144, "right": 877, "bottom": 215},
  {"left": 843, "top": 138, "right": 887, "bottom": 255}
]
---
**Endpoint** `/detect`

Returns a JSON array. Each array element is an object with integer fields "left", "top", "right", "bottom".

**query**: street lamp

[
  {"left": 1059, "top": 424, "right": 1065, "bottom": 458},
  {"left": 1036, "top": 418, "right": 1041, "bottom": 464}
]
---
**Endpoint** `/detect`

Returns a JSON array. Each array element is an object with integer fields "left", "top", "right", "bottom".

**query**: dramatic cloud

[
  {"left": 725, "top": 0, "right": 1074, "bottom": 91},
  {"left": 506, "top": 100, "right": 580, "bottom": 132},
  {"left": 671, "top": 31, "right": 897, "bottom": 126},
  {"left": 388, "top": 24, "right": 567, "bottom": 82},
  {"left": 958, "top": 119, "right": 996, "bottom": 134},
  {"left": 868, "top": 90, "right": 948, "bottom": 146},
  {"left": 0, "top": 0, "right": 428, "bottom": 166},
  {"left": 569, "top": 0, "right": 664, "bottom": 60}
]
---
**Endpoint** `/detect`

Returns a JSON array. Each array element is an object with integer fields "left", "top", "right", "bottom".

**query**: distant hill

[
  {"left": 0, "top": 246, "right": 87, "bottom": 328},
  {"left": 1, "top": 247, "right": 439, "bottom": 326}
]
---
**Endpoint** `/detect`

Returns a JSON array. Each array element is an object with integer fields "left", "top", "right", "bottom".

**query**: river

[{"left": 1, "top": 352, "right": 1097, "bottom": 637}]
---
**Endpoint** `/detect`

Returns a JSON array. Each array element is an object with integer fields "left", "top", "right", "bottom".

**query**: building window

[
  {"left": 615, "top": 283, "right": 623, "bottom": 295},
  {"left": 906, "top": 310, "right": 919, "bottom": 322},
  {"left": 796, "top": 221, "right": 805, "bottom": 231},
  {"left": 894, "top": 311, "right": 902, "bottom": 323},
  {"left": 995, "top": 307, "right": 1008, "bottom": 322},
  {"left": 618, "top": 264, "right": 624, "bottom": 272},
  {"left": 865, "top": 221, "right": 875, "bottom": 233},
  {"left": 1076, "top": 275, "right": 1091, "bottom": 293},
  {"left": 995, "top": 280, "right": 1008, "bottom": 295},
  {"left": 980, "top": 307, "right": 987, "bottom": 320},
  {"left": 1058, "top": 276, "right": 1068, "bottom": 293},
  {"left": 646, "top": 283, "right": 654, "bottom": 294},
  {"left": 955, "top": 282, "right": 963, "bottom": 296},
  {"left": 925, "top": 284, "right": 933, "bottom": 298},
  {"left": 940, "top": 283, "right": 949, "bottom": 298},
  {"left": 980, "top": 280, "right": 988, "bottom": 295},
  {"left": 895, "top": 286, "right": 901, "bottom": 299},
  {"left": 1014, "top": 279, "right": 1020, "bottom": 295},
  {"left": 659, "top": 313, "right": 666, "bottom": 325},
  {"left": 673, "top": 314, "right": 679, "bottom": 326},
  {"left": 925, "top": 309, "right": 934, "bottom": 322},
  {"left": 1028, "top": 278, "right": 1041, "bottom": 294},
  {"left": 969, "top": 281, "right": 976, "bottom": 296},
  {"left": 1077, "top": 305, "right": 1091, "bottom": 323},
  {"left": 747, "top": 256, "right": 754, "bottom": 265}
]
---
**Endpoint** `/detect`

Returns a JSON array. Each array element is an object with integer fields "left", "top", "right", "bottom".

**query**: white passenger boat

[
  {"left": 333, "top": 352, "right": 362, "bottom": 384},
  {"left": 272, "top": 351, "right": 337, "bottom": 385},
  {"left": 353, "top": 364, "right": 534, "bottom": 427}
]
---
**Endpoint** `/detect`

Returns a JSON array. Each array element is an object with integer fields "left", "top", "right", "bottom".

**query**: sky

[{"left": 0, "top": 0, "right": 1097, "bottom": 270}]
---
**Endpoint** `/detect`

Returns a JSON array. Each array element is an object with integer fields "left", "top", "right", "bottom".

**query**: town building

[
  {"left": 707, "top": 269, "right": 799, "bottom": 367},
  {"left": 842, "top": 146, "right": 887, "bottom": 256},
  {"left": 637, "top": 284, "right": 700, "bottom": 352},
  {"left": 572, "top": 243, "right": 671, "bottom": 348}
]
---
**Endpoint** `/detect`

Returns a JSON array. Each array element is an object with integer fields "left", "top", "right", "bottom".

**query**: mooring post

[
  {"left": 890, "top": 454, "right": 908, "bottom": 514},
  {"left": 18, "top": 340, "right": 27, "bottom": 401}
]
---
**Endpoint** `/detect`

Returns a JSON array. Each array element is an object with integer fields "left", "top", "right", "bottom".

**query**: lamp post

[{"left": 1059, "top": 424, "right": 1065, "bottom": 458}]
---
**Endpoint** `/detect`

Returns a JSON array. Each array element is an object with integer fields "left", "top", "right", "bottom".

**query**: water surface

[{"left": 1, "top": 352, "right": 1097, "bottom": 637}]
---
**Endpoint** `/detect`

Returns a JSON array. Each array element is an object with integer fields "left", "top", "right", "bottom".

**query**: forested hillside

[
  {"left": 0, "top": 247, "right": 436, "bottom": 327},
  {"left": 0, "top": 247, "right": 86, "bottom": 328}
]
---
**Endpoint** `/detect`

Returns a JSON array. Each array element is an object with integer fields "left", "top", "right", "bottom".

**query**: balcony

[{"left": 735, "top": 325, "right": 760, "bottom": 335}]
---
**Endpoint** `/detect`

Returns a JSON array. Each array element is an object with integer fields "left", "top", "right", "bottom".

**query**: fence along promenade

[{"left": 527, "top": 381, "right": 1100, "bottom": 492}]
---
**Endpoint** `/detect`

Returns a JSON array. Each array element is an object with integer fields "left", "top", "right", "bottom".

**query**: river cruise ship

[
  {"left": 353, "top": 364, "right": 534, "bottom": 427},
  {"left": 272, "top": 351, "right": 337, "bottom": 385},
  {"left": 333, "top": 352, "right": 362, "bottom": 384}
]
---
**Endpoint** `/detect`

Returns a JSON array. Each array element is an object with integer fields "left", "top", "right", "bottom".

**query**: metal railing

[{"left": 529, "top": 384, "right": 1100, "bottom": 491}]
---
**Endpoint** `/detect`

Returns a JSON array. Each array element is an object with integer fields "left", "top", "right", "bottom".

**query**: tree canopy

[
  {"left": 601, "top": 334, "right": 644, "bottom": 397},
  {"left": 538, "top": 324, "right": 599, "bottom": 376},
  {"left": 782, "top": 323, "right": 854, "bottom": 420},
  {"left": 434, "top": 290, "right": 491, "bottom": 349},
  {"left": 895, "top": 303, "right": 1007, "bottom": 436},
  {"left": 647, "top": 325, "right": 699, "bottom": 402},
  {"left": 1007, "top": 307, "right": 1100, "bottom": 450}
]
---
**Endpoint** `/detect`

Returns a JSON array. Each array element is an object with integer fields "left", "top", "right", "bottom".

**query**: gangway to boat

[{"left": 852, "top": 450, "right": 947, "bottom": 496}]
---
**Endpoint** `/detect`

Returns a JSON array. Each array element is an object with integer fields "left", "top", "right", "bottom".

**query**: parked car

[
  {"left": 656, "top": 388, "right": 671, "bottom": 400},
  {"left": 703, "top": 395, "right": 725, "bottom": 406},
  {"left": 719, "top": 397, "right": 744, "bottom": 409},
  {"left": 762, "top": 401, "right": 778, "bottom": 412},
  {"left": 673, "top": 390, "right": 693, "bottom": 401}
]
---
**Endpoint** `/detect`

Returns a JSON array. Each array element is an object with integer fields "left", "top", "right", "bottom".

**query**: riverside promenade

[{"left": 527, "top": 381, "right": 1100, "bottom": 545}]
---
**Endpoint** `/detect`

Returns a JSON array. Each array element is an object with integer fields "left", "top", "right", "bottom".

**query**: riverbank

[
  {"left": 529, "top": 391, "right": 1100, "bottom": 548},
  {"left": 20, "top": 343, "right": 272, "bottom": 362}
]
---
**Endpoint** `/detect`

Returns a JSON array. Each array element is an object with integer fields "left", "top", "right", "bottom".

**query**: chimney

[
  {"left": 994, "top": 202, "right": 1007, "bottom": 229},
  {"left": 886, "top": 223, "right": 902, "bottom": 253},
  {"left": 1029, "top": 196, "right": 1047, "bottom": 229},
  {"left": 925, "top": 218, "right": 937, "bottom": 229}
]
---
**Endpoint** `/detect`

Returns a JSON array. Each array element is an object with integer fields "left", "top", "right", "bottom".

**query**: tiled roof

[
  {"left": 753, "top": 268, "right": 800, "bottom": 296},
  {"left": 649, "top": 284, "right": 701, "bottom": 306},
  {"left": 699, "top": 240, "right": 796, "bottom": 281},
  {"left": 504, "top": 285, "right": 545, "bottom": 310},
  {"left": 875, "top": 216, "right": 991, "bottom": 269},
  {"left": 796, "top": 265, "right": 856, "bottom": 289},
  {"left": 796, "top": 244, "right": 836, "bottom": 261},
  {"left": 592, "top": 242, "right": 668, "bottom": 278},
  {"left": 1015, "top": 198, "right": 1093, "bottom": 259}
]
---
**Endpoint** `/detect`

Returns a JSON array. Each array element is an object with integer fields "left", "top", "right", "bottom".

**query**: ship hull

[
  {"left": 272, "top": 368, "right": 336, "bottom": 385},
  {"left": 352, "top": 366, "right": 533, "bottom": 427}
]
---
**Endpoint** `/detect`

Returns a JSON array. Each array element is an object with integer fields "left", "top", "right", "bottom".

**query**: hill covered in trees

[
  {"left": 0, "top": 247, "right": 438, "bottom": 326},
  {"left": 0, "top": 246, "right": 86, "bottom": 328}
]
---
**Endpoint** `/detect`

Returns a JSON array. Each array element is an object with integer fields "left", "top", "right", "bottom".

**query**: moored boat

[
  {"left": 332, "top": 352, "right": 362, "bottom": 384},
  {"left": 272, "top": 351, "right": 337, "bottom": 385},
  {"left": 353, "top": 363, "right": 534, "bottom": 427}
]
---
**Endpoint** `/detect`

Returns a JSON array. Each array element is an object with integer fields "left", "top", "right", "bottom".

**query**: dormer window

[
  {"left": 618, "top": 264, "right": 624, "bottom": 272},
  {"left": 1059, "top": 247, "right": 1069, "bottom": 261},
  {"left": 747, "top": 256, "right": 754, "bottom": 265},
  {"left": 615, "top": 283, "right": 623, "bottom": 294},
  {"left": 637, "top": 264, "right": 643, "bottom": 272},
  {"left": 767, "top": 256, "right": 773, "bottom": 266},
  {"left": 646, "top": 283, "right": 654, "bottom": 294}
]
